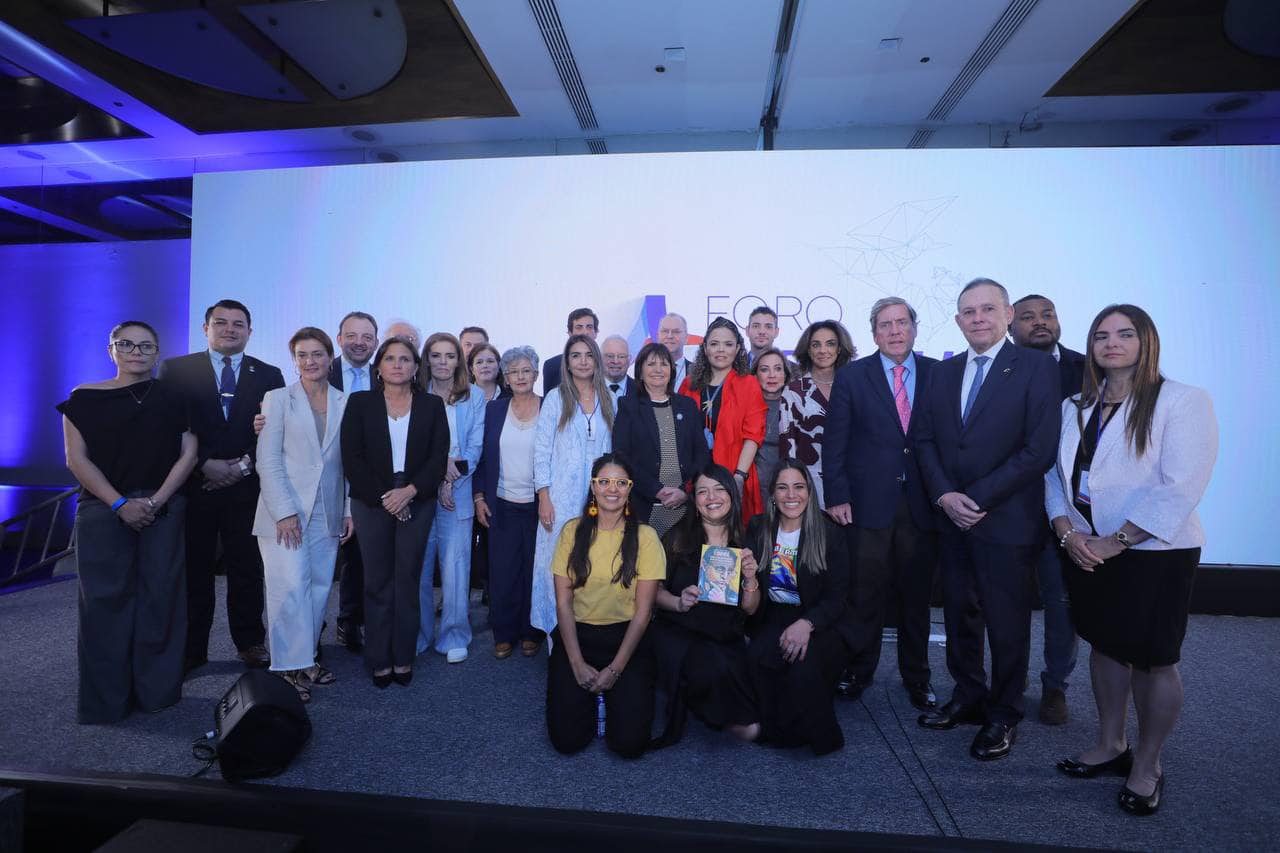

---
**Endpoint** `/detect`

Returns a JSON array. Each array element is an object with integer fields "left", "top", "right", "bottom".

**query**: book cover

[{"left": 697, "top": 544, "right": 742, "bottom": 606}]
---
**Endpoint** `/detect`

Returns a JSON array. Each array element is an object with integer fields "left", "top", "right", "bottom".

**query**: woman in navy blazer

[
  {"left": 341, "top": 337, "right": 448, "bottom": 687},
  {"left": 474, "top": 346, "right": 544, "bottom": 659},
  {"left": 613, "top": 342, "right": 709, "bottom": 539}
]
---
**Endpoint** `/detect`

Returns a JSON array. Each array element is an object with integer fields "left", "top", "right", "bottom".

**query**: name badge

[{"left": 1076, "top": 469, "right": 1092, "bottom": 506}]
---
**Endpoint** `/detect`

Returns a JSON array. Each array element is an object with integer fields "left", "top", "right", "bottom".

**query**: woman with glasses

[
  {"left": 680, "top": 317, "right": 767, "bottom": 518},
  {"left": 650, "top": 464, "right": 761, "bottom": 747},
  {"left": 546, "top": 454, "right": 664, "bottom": 758},
  {"left": 778, "top": 321, "right": 856, "bottom": 510},
  {"left": 474, "top": 347, "right": 544, "bottom": 659},
  {"left": 58, "top": 321, "right": 198, "bottom": 723},
  {"left": 612, "top": 342, "right": 708, "bottom": 540},
  {"left": 530, "top": 335, "right": 614, "bottom": 642},
  {"left": 252, "top": 327, "right": 353, "bottom": 702}
]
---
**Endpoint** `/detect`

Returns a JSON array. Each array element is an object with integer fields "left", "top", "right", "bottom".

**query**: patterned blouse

[{"left": 778, "top": 373, "right": 830, "bottom": 509}]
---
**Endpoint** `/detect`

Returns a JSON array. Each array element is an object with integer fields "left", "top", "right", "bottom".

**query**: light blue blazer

[{"left": 438, "top": 384, "right": 487, "bottom": 521}]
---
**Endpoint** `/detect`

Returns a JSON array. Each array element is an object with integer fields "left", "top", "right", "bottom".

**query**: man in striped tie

[{"left": 824, "top": 297, "right": 939, "bottom": 713}]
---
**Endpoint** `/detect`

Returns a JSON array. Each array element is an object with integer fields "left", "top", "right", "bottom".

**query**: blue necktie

[
  {"left": 219, "top": 356, "right": 236, "bottom": 420},
  {"left": 961, "top": 355, "right": 989, "bottom": 425},
  {"left": 350, "top": 367, "right": 364, "bottom": 392}
]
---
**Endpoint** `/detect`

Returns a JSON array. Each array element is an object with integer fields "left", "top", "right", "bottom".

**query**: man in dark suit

[
  {"left": 824, "top": 297, "right": 939, "bottom": 711},
  {"left": 330, "top": 311, "right": 378, "bottom": 652},
  {"left": 657, "top": 312, "right": 693, "bottom": 390},
  {"left": 914, "top": 278, "right": 1060, "bottom": 760},
  {"left": 601, "top": 334, "right": 636, "bottom": 407},
  {"left": 542, "top": 307, "right": 598, "bottom": 394},
  {"left": 159, "top": 299, "right": 285, "bottom": 672},
  {"left": 1011, "top": 294, "right": 1086, "bottom": 725}
]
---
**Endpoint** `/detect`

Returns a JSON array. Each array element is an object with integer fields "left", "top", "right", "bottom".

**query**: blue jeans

[
  {"left": 417, "top": 510, "right": 474, "bottom": 655},
  {"left": 1037, "top": 540, "right": 1078, "bottom": 692}
]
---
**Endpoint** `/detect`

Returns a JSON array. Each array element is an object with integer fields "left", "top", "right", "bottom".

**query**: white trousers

[{"left": 259, "top": 507, "right": 338, "bottom": 671}]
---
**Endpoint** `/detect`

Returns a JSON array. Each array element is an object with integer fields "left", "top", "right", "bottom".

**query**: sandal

[
  {"left": 305, "top": 665, "right": 337, "bottom": 686},
  {"left": 280, "top": 670, "right": 311, "bottom": 703}
]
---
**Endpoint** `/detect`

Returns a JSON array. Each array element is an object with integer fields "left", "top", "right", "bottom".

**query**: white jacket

[{"left": 253, "top": 382, "right": 350, "bottom": 537}]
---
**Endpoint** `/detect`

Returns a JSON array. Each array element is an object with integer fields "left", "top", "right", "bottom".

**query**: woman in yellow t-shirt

[{"left": 548, "top": 453, "right": 666, "bottom": 758}]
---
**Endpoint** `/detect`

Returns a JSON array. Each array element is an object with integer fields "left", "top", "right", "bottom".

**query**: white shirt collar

[
  {"left": 966, "top": 336, "right": 1007, "bottom": 365},
  {"left": 1051, "top": 343, "right": 1061, "bottom": 362}
]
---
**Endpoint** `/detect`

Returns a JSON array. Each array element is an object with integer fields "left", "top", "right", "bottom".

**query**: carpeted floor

[{"left": 1, "top": 577, "right": 1277, "bottom": 851}]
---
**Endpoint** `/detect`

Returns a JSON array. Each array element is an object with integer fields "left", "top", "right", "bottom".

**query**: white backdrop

[{"left": 190, "top": 146, "right": 1279, "bottom": 565}]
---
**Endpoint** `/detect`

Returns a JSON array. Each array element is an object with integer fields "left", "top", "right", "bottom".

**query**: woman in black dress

[
  {"left": 58, "top": 321, "right": 197, "bottom": 723},
  {"left": 744, "top": 460, "right": 851, "bottom": 755},
  {"left": 613, "top": 342, "right": 708, "bottom": 540},
  {"left": 651, "top": 464, "right": 761, "bottom": 746}
]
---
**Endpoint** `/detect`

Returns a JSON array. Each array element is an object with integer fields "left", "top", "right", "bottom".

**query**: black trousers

[
  {"left": 75, "top": 494, "right": 187, "bottom": 723},
  {"left": 547, "top": 622, "right": 655, "bottom": 759},
  {"left": 336, "top": 533, "right": 364, "bottom": 630},
  {"left": 470, "top": 519, "right": 489, "bottom": 591},
  {"left": 846, "top": 491, "right": 937, "bottom": 685},
  {"left": 351, "top": 499, "right": 434, "bottom": 671},
  {"left": 748, "top": 604, "right": 848, "bottom": 755},
  {"left": 487, "top": 499, "right": 539, "bottom": 645},
  {"left": 184, "top": 486, "right": 265, "bottom": 659},
  {"left": 939, "top": 530, "right": 1038, "bottom": 725}
]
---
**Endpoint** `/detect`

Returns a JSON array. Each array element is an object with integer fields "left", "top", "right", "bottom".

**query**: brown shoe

[
  {"left": 494, "top": 642, "right": 514, "bottom": 659},
  {"left": 520, "top": 640, "right": 540, "bottom": 657},
  {"left": 1039, "top": 687, "right": 1069, "bottom": 725},
  {"left": 237, "top": 644, "right": 270, "bottom": 669}
]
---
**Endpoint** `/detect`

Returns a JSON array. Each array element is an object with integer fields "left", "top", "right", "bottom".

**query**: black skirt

[{"left": 1063, "top": 547, "right": 1199, "bottom": 669}]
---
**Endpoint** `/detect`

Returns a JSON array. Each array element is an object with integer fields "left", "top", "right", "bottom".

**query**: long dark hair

[
  {"left": 687, "top": 317, "right": 750, "bottom": 391},
  {"left": 371, "top": 336, "right": 424, "bottom": 393},
  {"left": 1078, "top": 304, "right": 1164, "bottom": 458},
  {"left": 757, "top": 459, "right": 828, "bottom": 576},
  {"left": 566, "top": 454, "right": 641, "bottom": 590},
  {"left": 664, "top": 463, "right": 746, "bottom": 562}
]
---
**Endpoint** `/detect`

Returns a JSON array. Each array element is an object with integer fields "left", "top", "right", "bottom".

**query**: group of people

[{"left": 59, "top": 280, "right": 1216, "bottom": 817}]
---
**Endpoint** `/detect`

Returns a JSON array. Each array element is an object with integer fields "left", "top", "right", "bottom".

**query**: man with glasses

[{"left": 159, "top": 299, "right": 284, "bottom": 674}]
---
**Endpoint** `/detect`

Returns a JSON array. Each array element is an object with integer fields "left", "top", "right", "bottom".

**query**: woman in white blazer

[
  {"left": 254, "top": 327, "right": 353, "bottom": 701},
  {"left": 1045, "top": 305, "right": 1217, "bottom": 817}
]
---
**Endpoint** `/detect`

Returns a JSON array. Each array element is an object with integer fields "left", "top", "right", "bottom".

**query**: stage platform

[{"left": 1, "top": 577, "right": 1277, "bottom": 851}]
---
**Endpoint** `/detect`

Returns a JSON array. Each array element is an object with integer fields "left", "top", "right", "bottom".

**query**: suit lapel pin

[
  {"left": 676, "top": 412, "right": 683, "bottom": 420},
  {"left": 248, "top": 364, "right": 256, "bottom": 374},
  {"left": 1002, "top": 368, "right": 1011, "bottom": 374}
]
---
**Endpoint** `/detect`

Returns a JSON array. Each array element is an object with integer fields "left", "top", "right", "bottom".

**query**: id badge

[
  {"left": 704, "top": 427, "right": 715, "bottom": 450},
  {"left": 1076, "top": 469, "right": 1092, "bottom": 506}
]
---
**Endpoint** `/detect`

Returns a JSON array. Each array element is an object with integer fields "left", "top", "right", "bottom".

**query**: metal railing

[{"left": 1, "top": 487, "right": 78, "bottom": 589}]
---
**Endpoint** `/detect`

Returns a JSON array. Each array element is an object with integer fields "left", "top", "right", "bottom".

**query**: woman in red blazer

[{"left": 679, "top": 318, "right": 767, "bottom": 518}]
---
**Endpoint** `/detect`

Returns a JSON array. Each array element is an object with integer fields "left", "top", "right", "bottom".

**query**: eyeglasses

[
  {"left": 112, "top": 340, "right": 158, "bottom": 355},
  {"left": 505, "top": 368, "right": 535, "bottom": 378},
  {"left": 591, "top": 477, "right": 633, "bottom": 489}
]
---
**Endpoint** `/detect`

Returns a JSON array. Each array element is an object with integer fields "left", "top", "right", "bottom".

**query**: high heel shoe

[
  {"left": 1119, "top": 774, "right": 1164, "bottom": 816},
  {"left": 372, "top": 671, "right": 393, "bottom": 689},
  {"left": 392, "top": 669, "right": 413, "bottom": 686},
  {"left": 1056, "top": 747, "right": 1133, "bottom": 779}
]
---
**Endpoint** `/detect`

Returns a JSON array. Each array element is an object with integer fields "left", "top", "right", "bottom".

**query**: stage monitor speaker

[{"left": 213, "top": 670, "right": 311, "bottom": 782}]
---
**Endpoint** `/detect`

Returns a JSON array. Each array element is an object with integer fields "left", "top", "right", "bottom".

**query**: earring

[
  {"left": 624, "top": 504, "right": 631, "bottom": 517},
  {"left": 587, "top": 497, "right": 599, "bottom": 517}
]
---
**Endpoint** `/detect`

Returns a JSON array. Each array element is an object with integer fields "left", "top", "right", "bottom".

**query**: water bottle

[{"left": 595, "top": 693, "right": 606, "bottom": 739}]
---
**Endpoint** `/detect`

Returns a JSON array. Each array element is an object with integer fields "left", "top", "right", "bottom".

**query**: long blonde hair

[
  {"left": 556, "top": 334, "right": 615, "bottom": 432},
  {"left": 419, "top": 332, "right": 471, "bottom": 405}
]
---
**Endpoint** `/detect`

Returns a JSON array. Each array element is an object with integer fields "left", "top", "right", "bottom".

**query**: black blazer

[
  {"left": 1057, "top": 345, "right": 1087, "bottom": 401},
  {"left": 158, "top": 351, "right": 285, "bottom": 494},
  {"left": 340, "top": 389, "right": 448, "bottom": 509},
  {"left": 914, "top": 341, "right": 1060, "bottom": 546},
  {"left": 542, "top": 354, "right": 563, "bottom": 394},
  {"left": 823, "top": 352, "right": 938, "bottom": 531},
  {"left": 612, "top": 394, "right": 709, "bottom": 523},
  {"left": 745, "top": 514, "right": 851, "bottom": 649},
  {"left": 473, "top": 396, "right": 529, "bottom": 526}
]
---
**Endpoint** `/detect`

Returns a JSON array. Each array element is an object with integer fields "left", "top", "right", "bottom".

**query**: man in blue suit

[
  {"left": 825, "top": 297, "right": 939, "bottom": 711},
  {"left": 914, "top": 279, "right": 1060, "bottom": 760}
]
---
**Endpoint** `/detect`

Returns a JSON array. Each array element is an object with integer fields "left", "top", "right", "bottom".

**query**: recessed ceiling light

[
  {"left": 66, "top": 169, "right": 92, "bottom": 180},
  {"left": 1206, "top": 93, "right": 1260, "bottom": 115},
  {"left": 919, "top": 56, "right": 930, "bottom": 63},
  {"left": 343, "top": 127, "right": 380, "bottom": 143},
  {"left": 374, "top": 150, "right": 400, "bottom": 163},
  {"left": 17, "top": 150, "right": 46, "bottom": 160},
  {"left": 1166, "top": 125, "right": 1207, "bottom": 143}
]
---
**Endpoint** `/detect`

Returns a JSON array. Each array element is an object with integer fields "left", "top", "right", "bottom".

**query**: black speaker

[{"left": 213, "top": 670, "right": 311, "bottom": 782}]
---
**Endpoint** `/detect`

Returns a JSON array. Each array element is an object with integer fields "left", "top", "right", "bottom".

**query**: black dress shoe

[
  {"left": 970, "top": 722, "right": 1017, "bottom": 760},
  {"left": 372, "top": 672, "right": 393, "bottom": 689},
  {"left": 1039, "top": 687, "right": 1069, "bottom": 725},
  {"left": 918, "top": 700, "right": 984, "bottom": 730},
  {"left": 237, "top": 644, "right": 270, "bottom": 669},
  {"left": 337, "top": 623, "right": 364, "bottom": 652},
  {"left": 392, "top": 669, "right": 413, "bottom": 687},
  {"left": 1057, "top": 747, "right": 1134, "bottom": 779},
  {"left": 1119, "top": 774, "right": 1163, "bottom": 816},
  {"left": 835, "top": 669, "right": 868, "bottom": 700},
  {"left": 904, "top": 680, "right": 937, "bottom": 711}
]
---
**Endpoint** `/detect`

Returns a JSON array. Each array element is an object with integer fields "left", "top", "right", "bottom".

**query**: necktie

[
  {"left": 219, "top": 356, "right": 236, "bottom": 420},
  {"left": 350, "top": 367, "right": 364, "bottom": 392},
  {"left": 892, "top": 365, "right": 911, "bottom": 433},
  {"left": 609, "top": 383, "right": 620, "bottom": 393},
  {"left": 962, "top": 355, "right": 989, "bottom": 425}
]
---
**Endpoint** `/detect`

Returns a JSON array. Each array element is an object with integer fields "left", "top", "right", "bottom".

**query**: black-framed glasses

[{"left": 112, "top": 340, "right": 158, "bottom": 355}]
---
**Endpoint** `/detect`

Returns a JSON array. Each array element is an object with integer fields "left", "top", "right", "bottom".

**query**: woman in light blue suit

[
  {"left": 530, "top": 335, "right": 614, "bottom": 640},
  {"left": 418, "top": 332, "right": 486, "bottom": 663},
  {"left": 254, "top": 327, "right": 352, "bottom": 701}
]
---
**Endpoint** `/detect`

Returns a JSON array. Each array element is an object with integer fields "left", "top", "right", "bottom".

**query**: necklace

[
  {"left": 126, "top": 380, "right": 153, "bottom": 406},
  {"left": 580, "top": 397, "right": 599, "bottom": 437}
]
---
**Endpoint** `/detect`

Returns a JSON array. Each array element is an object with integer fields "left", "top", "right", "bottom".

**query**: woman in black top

[
  {"left": 744, "top": 460, "right": 851, "bottom": 755},
  {"left": 651, "top": 464, "right": 761, "bottom": 747},
  {"left": 340, "top": 337, "right": 448, "bottom": 687},
  {"left": 613, "top": 342, "right": 709, "bottom": 539},
  {"left": 57, "top": 321, "right": 197, "bottom": 724}
]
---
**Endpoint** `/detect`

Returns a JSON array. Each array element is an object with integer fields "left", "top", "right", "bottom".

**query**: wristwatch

[
  {"left": 1114, "top": 530, "right": 1132, "bottom": 549},
  {"left": 238, "top": 456, "right": 252, "bottom": 477}
]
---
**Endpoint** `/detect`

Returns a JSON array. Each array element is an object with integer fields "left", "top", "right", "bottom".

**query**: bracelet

[
  {"left": 146, "top": 498, "right": 157, "bottom": 509},
  {"left": 1058, "top": 529, "right": 1077, "bottom": 548},
  {"left": 734, "top": 469, "right": 748, "bottom": 479},
  {"left": 111, "top": 497, "right": 128, "bottom": 512},
  {"left": 605, "top": 666, "right": 621, "bottom": 680}
]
